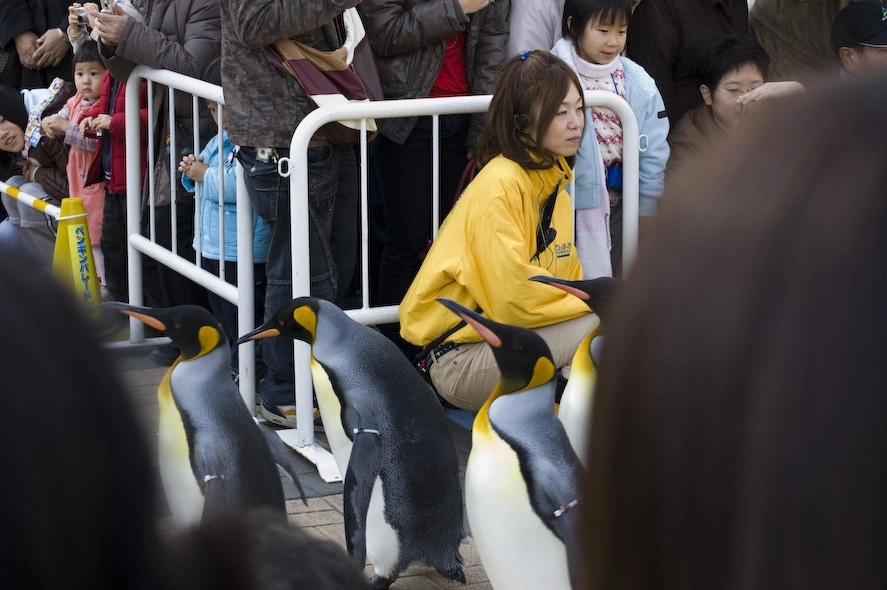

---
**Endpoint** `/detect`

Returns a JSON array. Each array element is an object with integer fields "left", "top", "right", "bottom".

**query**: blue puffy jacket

[{"left": 183, "top": 131, "right": 270, "bottom": 263}]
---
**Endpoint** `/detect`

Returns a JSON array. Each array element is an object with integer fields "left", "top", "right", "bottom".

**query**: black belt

[{"left": 416, "top": 341, "right": 460, "bottom": 373}]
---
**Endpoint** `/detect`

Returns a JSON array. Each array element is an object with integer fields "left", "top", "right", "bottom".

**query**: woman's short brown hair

[{"left": 478, "top": 50, "right": 584, "bottom": 169}]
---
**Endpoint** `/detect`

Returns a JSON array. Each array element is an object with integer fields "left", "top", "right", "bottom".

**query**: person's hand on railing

[{"left": 178, "top": 153, "right": 208, "bottom": 183}]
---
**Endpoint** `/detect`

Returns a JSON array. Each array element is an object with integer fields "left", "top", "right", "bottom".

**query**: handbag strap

[
  {"left": 451, "top": 155, "right": 477, "bottom": 207},
  {"left": 413, "top": 306, "right": 483, "bottom": 364}
]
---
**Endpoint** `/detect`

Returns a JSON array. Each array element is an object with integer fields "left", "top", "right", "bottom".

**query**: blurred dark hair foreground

[
  {"left": 584, "top": 73, "right": 887, "bottom": 589},
  {"left": 0, "top": 260, "right": 366, "bottom": 589},
  {"left": 0, "top": 258, "right": 161, "bottom": 589}
]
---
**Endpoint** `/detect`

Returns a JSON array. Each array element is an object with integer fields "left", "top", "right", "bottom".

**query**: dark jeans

[
  {"left": 101, "top": 189, "right": 127, "bottom": 302},
  {"left": 373, "top": 114, "right": 471, "bottom": 357},
  {"left": 201, "top": 257, "right": 266, "bottom": 370},
  {"left": 237, "top": 145, "right": 358, "bottom": 406}
]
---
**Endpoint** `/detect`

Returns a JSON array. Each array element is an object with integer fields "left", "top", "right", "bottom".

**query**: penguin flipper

[
  {"left": 343, "top": 429, "right": 384, "bottom": 566},
  {"left": 199, "top": 473, "right": 229, "bottom": 525},
  {"left": 559, "top": 508, "right": 584, "bottom": 590},
  {"left": 258, "top": 425, "right": 308, "bottom": 504}
]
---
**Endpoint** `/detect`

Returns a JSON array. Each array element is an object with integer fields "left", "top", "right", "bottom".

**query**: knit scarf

[{"left": 570, "top": 46, "right": 625, "bottom": 166}]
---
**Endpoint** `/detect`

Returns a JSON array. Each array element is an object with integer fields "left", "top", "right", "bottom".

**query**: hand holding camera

[
  {"left": 91, "top": 1, "right": 130, "bottom": 47},
  {"left": 68, "top": 3, "right": 101, "bottom": 32}
]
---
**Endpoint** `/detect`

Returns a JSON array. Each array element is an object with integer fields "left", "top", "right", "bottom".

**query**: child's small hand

[
  {"left": 90, "top": 114, "right": 112, "bottom": 132},
  {"left": 178, "top": 153, "right": 196, "bottom": 174},
  {"left": 41, "top": 114, "right": 67, "bottom": 138},
  {"left": 79, "top": 116, "right": 93, "bottom": 134},
  {"left": 183, "top": 156, "right": 208, "bottom": 182}
]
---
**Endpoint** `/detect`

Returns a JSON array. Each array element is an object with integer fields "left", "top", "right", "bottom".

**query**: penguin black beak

[
  {"left": 100, "top": 301, "right": 167, "bottom": 332},
  {"left": 530, "top": 275, "right": 619, "bottom": 319},
  {"left": 435, "top": 298, "right": 504, "bottom": 349},
  {"left": 529, "top": 275, "right": 591, "bottom": 301},
  {"left": 234, "top": 324, "right": 281, "bottom": 347}
]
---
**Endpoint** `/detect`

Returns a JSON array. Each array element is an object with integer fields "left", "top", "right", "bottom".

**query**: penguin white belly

[
  {"left": 157, "top": 394, "right": 204, "bottom": 528},
  {"left": 310, "top": 359, "right": 353, "bottom": 475},
  {"left": 558, "top": 372, "right": 594, "bottom": 467},
  {"left": 310, "top": 359, "right": 399, "bottom": 576},
  {"left": 365, "top": 476, "right": 401, "bottom": 577},
  {"left": 558, "top": 334, "right": 596, "bottom": 468},
  {"left": 466, "top": 434, "right": 571, "bottom": 590}
]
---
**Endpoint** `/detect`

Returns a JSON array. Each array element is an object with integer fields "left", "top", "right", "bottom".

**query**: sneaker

[
  {"left": 150, "top": 343, "right": 180, "bottom": 366},
  {"left": 260, "top": 400, "right": 324, "bottom": 432}
]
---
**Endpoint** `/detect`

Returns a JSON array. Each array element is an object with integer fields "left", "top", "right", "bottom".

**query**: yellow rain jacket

[{"left": 399, "top": 154, "right": 591, "bottom": 347}]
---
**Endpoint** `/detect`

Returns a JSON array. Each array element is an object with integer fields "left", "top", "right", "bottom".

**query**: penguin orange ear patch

[{"left": 198, "top": 325, "right": 220, "bottom": 354}]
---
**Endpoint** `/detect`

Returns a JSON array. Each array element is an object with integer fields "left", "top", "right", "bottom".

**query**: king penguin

[
  {"left": 529, "top": 276, "right": 617, "bottom": 467},
  {"left": 436, "top": 298, "right": 583, "bottom": 590},
  {"left": 235, "top": 297, "right": 465, "bottom": 589},
  {"left": 102, "top": 303, "right": 306, "bottom": 529}
]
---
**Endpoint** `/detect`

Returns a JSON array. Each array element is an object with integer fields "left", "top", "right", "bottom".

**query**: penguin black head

[
  {"left": 436, "top": 298, "right": 555, "bottom": 394},
  {"left": 235, "top": 297, "right": 319, "bottom": 347},
  {"left": 101, "top": 302, "right": 226, "bottom": 360},
  {"left": 529, "top": 275, "right": 619, "bottom": 323}
]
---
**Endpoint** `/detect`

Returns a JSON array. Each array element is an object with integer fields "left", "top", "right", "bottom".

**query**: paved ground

[{"left": 109, "top": 343, "right": 491, "bottom": 589}]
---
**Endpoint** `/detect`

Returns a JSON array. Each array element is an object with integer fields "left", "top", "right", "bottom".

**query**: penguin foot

[
  {"left": 367, "top": 574, "right": 395, "bottom": 589},
  {"left": 439, "top": 566, "right": 466, "bottom": 584}
]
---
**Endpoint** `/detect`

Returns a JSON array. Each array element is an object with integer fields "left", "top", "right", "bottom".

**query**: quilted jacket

[{"left": 219, "top": 0, "right": 361, "bottom": 149}]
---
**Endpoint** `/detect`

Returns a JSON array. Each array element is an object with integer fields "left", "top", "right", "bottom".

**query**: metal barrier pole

[
  {"left": 235, "top": 161, "right": 256, "bottom": 411},
  {"left": 125, "top": 75, "right": 145, "bottom": 343},
  {"left": 123, "top": 67, "right": 256, "bottom": 409}
]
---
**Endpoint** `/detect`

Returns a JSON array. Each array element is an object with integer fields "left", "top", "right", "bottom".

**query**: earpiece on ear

[{"left": 515, "top": 113, "right": 529, "bottom": 131}]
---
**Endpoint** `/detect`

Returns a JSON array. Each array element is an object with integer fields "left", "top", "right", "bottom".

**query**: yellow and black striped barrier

[{"left": 1, "top": 181, "right": 100, "bottom": 313}]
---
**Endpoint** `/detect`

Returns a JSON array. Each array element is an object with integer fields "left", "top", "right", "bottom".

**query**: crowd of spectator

[
  {"left": 1, "top": 0, "right": 884, "bottom": 420},
  {"left": 4, "top": 1, "right": 887, "bottom": 588}
]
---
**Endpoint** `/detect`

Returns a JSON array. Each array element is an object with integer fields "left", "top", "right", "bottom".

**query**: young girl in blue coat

[
  {"left": 552, "top": 0, "right": 669, "bottom": 278},
  {"left": 179, "top": 63, "right": 270, "bottom": 372}
]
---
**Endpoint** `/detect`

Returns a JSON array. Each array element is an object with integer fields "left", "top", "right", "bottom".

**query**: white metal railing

[
  {"left": 124, "top": 66, "right": 258, "bottom": 408},
  {"left": 283, "top": 91, "right": 639, "bottom": 477},
  {"left": 118, "top": 66, "right": 639, "bottom": 482}
]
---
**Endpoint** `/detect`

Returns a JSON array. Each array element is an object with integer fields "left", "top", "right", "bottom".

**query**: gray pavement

[{"left": 109, "top": 344, "right": 491, "bottom": 589}]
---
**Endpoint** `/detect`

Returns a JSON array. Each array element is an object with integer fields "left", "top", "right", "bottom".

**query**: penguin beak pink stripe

[
  {"left": 552, "top": 283, "right": 589, "bottom": 300},
  {"left": 461, "top": 314, "right": 502, "bottom": 348}
]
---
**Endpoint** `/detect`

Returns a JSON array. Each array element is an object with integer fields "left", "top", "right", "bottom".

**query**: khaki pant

[{"left": 430, "top": 313, "right": 599, "bottom": 412}]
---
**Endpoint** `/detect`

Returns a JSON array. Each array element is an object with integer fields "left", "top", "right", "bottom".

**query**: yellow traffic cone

[{"left": 53, "top": 198, "right": 101, "bottom": 314}]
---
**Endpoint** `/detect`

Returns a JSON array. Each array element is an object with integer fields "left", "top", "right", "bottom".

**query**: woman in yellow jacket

[{"left": 399, "top": 50, "right": 598, "bottom": 411}]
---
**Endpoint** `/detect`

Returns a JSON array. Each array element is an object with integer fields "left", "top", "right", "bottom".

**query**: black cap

[
  {"left": 0, "top": 85, "right": 27, "bottom": 131},
  {"left": 832, "top": 1, "right": 887, "bottom": 52}
]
